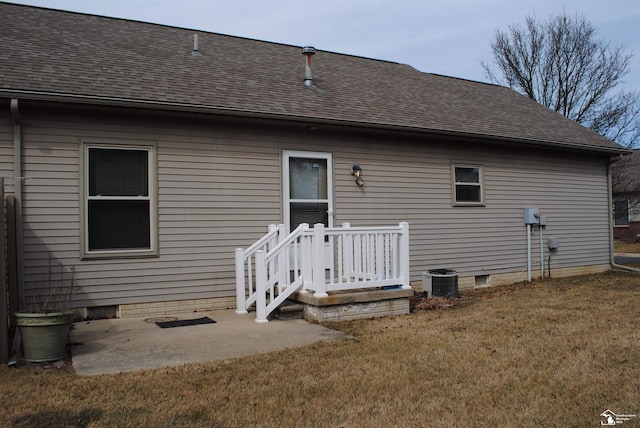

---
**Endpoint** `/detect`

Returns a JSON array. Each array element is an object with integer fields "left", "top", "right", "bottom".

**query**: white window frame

[
  {"left": 452, "top": 164, "right": 484, "bottom": 206},
  {"left": 81, "top": 142, "right": 158, "bottom": 259}
]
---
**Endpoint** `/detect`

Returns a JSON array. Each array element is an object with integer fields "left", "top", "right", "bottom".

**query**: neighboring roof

[{"left": 0, "top": 2, "right": 626, "bottom": 154}]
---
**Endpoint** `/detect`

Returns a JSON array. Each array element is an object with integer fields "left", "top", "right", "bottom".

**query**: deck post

[
  {"left": 399, "top": 222, "right": 411, "bottom": 289},
  {"left": 267, "top": 224, "right": 277, "bottom": 278},
  {"left": 235, "top": 248, "right": 248, "bottom": 314},
  {"left": 267, "top": 224, "right": 277, "bottom": 244},
  {"left": 313, "top": 223, "right": 328, "bottom": 297},
  {"left": 338, "top": 223, "right": 350, "bottom": 283},
  {"left": 341, "top": 223, "right": 351, "bottom": 281},
  {"left": 300, "top": 223, "right": 312, "bottom": 289},
  {"left": 277, "top": 224, "right": 287, "bottom": 289},
  {"left": 255, "top": 250, "right": 268, "bottom": 323}
]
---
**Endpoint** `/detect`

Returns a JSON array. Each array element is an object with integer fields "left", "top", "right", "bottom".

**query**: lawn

[
  {"left": 1, "top": 271, "right": 639, "bottom": 427},
  {"left": 614, "top": 240, "right": 640, "bottom": 254}
]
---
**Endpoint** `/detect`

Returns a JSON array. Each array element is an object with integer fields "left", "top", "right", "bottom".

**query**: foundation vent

[
  {"left": 85, "top": 305, "right": 118, "bottom": 319},
  {"left": 475, "top": 275, "right": 491, "bottom": 287}
]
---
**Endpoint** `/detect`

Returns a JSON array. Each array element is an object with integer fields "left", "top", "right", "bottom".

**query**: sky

[{"left": 7, "top": 0, "right": 640, "bottom": 92}]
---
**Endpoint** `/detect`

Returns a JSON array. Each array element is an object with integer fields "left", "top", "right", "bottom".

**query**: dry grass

[
  {"left": 2, "top": 271, "right": 639, "bottom": 427},
  {"left": 614, "top": 240, "right": 640, "bottom": 254}
]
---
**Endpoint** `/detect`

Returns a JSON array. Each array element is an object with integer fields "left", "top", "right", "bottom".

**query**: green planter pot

[{"left": 15, "top": 311, "right": 73, "bottom": 363}]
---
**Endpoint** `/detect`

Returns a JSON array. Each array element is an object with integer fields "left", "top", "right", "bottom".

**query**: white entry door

[{"left": 283, "top": 151, "right": 333, "bottom": 234}]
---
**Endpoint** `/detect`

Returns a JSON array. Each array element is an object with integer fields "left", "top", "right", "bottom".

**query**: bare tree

[{"left": 483, "top": 13, "right": 640, "bottom": 148}]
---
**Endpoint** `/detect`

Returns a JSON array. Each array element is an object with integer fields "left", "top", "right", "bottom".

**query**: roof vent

[
  {"left": 192, "top": 34, "right": 203, "bottom": 57},
  {"left": 302, "top": 46, "right": 316, "bottom": 87}
]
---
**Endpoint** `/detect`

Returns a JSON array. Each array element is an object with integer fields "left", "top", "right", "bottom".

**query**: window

[
  {"left": 614, "top": 199, "right": 630, "bottom": 226},
  {"left": 453, "top": 165, "right": 483, "bottom": 205},
  {"left": 83, "top": 144, "right": 156, "bottom": 257}
]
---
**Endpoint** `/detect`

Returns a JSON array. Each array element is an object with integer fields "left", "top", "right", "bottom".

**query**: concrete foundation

[
  {"left": 78, "top": 264, "right": 610, "bottom": 319},
  {"left": 292, "top": 288, "right": 414, "bottom": 322}
]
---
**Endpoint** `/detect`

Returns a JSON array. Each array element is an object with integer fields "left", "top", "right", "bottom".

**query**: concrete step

[{"left": 272, "top": 300, "right": 304, "bottom": 320}]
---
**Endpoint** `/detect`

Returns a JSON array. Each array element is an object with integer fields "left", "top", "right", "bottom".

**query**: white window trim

[
  {"left": 452, "top": 164, "right": 485, "bottom": 206},
  {"left": 80, "top": 141, "right": 158, "bottom": 259}
]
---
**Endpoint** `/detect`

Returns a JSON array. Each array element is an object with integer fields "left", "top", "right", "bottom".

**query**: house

[
  {"left": 612, "top": 149, "right": 640, "bottom": 241},
  {"left": 0, "top": 3, "right": 627, "bottom": 319}
]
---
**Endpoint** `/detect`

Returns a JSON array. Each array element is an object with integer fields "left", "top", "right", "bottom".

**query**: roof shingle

[{"left": 0, "top": 3, "right": 625, "bottom": 153}]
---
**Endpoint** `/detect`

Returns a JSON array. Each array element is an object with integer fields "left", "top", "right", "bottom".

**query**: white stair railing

[
  {"left": 255, "top": 223, "right": 311, "bottom": 323},
  {"left": 236, "top": 223, "right": 310, "bottom": 323},
  {"left": 236, "top": 222, "right": 410, "bottom": 323},
  {"left": 235, "top": 224, "right": 285, "bottom": 315}
]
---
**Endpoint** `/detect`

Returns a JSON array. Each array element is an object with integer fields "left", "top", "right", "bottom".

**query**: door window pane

[
  {"left": 289, "top": 158, "right": 327, "bottom": 199},
  {"left": 289, "top": 202, "right": 328, "bottom": 231}
]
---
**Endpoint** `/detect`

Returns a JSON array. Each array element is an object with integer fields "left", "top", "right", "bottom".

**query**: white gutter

[
  {"left": 10, "top": 99, "right": 25, "bottom": 306},
  {"left": 608, "top": 160, "right": 640, "bottom": 273}
]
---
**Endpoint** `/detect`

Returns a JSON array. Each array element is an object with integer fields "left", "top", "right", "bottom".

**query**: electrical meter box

[
  {"left": 524, "top": 208, "right": 540, "bottom": 225},
  {"left": 538, "top": 216, "right": 547, "bottom": 227}
]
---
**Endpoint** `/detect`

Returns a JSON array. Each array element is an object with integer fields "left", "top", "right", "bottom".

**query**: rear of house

[{"left": 0, "top": 3, "right": 626, "bottom": 318}]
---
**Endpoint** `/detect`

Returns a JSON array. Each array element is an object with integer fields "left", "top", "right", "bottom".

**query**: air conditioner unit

[{"left": 422, "top": 269, "right": 458, "bottom": 298}]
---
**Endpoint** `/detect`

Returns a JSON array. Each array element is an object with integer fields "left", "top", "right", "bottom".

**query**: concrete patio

[{"left": 70, "top": 309, "right": 349, "bottom": 376}]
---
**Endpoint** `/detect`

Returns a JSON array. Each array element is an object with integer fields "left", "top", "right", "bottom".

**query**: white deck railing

[{"left": 235, "top": 222, "right": 410, "bottom": 323}]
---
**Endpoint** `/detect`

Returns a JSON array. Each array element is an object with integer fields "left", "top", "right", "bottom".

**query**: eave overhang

[{"left": 1, "top": 89, "right": 629, "bottom": 156}]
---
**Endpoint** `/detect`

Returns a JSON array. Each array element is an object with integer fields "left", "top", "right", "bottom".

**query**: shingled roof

[{"left": 0, "top": 2, "right": 626, "bottom": 154}]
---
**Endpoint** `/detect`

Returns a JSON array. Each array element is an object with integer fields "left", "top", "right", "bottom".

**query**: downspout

[
  {"left": 608, "top": 159, "right": 640, "bottom": 273},
  {"left": 10, "top": 99, "right": 25, "bottom": 306}
]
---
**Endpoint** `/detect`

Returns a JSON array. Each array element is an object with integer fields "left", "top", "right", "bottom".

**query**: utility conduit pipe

[
  {"left": 527, "top": 224, "right": 532, "bottom": 282},
  {"left": 10, "top": 99, "right": 24, "bottom": 307},
  {"left": 540, "top": 226, "right": 544, "bottom": 279}
]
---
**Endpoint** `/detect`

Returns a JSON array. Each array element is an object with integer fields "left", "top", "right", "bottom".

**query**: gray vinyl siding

[
  {"left": 11, "top": 109, "right": 611, "bottom": 308},
  {"left": 287, "top": 138, "right": 610, "bottom": 280},
  {"left": 331, "top": 140, "right": 609, "bottom": 279},
  {"left": 18, "top": 113, "right": 283, "bottom": 307}
]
